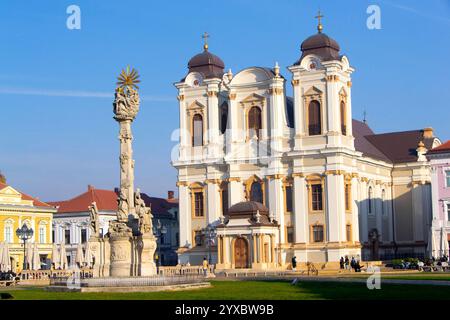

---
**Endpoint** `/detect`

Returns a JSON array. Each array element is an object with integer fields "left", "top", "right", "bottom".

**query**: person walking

[
  {"left": 344, "top": 256, "right": 350, "bottom": 270},
  {"left": 292, "top": 256, "right": 297, "bottom": 271},
  {"left": 350, "top": 256, "right": 356, "bottom": 272},
  {"left": 339, "top": 257, "right": 344, "bottom": 270},
  {"left": 202, "top": 257, "right": 209, "bottom": 276}
]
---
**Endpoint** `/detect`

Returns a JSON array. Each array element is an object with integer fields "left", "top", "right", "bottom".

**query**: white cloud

[{"left": 0, "top": 87, "right": 172, "bottom": 102}]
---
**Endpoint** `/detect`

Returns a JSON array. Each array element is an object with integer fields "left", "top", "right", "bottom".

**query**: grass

[
  {"left": 340, "top": 272, "right": 450, "bottom": 282},
  {"left": 2, "top": 280, "right": 450, "bottom": 300}
]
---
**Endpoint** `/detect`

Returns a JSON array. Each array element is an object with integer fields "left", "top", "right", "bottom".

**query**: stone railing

[
  {"left": 158, "top": 265, "right": 215, "bottom": 276},
  {"left": 20, "top": 269, "right": 94, "bottom": 280}
]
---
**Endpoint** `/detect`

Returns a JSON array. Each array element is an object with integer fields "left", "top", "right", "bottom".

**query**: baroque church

[{"left": 173, "top": 17, "right": 441, "bottom": 269}]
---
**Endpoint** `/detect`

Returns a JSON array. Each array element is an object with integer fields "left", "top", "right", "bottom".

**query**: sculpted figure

[
  {"left": 135, "top": 189, "right": 153, "bottom": 234},
  {"left": 88, "top": 202, "right": 100, "bottom": 237},
  {"left": 117, "top": 190, "right": 129, "bottom": 222}
]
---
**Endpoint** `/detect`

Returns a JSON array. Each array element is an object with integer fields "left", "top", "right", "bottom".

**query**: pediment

[
  {"left": 187, "top": 100, "right": 206, "bottom": 110},
  {"left": 0, "top": 186, "right": 21, "bottom": 197},
  {"left": 240, "top": 93, "right": 265, "bottom": 104},
  {"left": 304, "top": 86, "right": 323, "bottom": 96}
]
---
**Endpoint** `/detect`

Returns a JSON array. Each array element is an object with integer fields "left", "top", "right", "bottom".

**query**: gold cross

[
  {"left": 202, "top": 32, "right": 209, "bottom": 51},
  {"left": 315, "top": 10, "right": 324, "bottom": 33}
]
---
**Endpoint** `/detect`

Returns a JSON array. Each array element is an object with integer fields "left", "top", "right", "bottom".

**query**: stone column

[
  {"left": 205, "top": 80, "right": 221, "bottom": 157},
  {"left": 268, "top": 176, "right": 284, "bottom": 243},
  {"left": 325, "top": 171, "right": 345, "bottom": 243},
  {"left": 227, "top": 91, "right": 239, "bottom": 155},
  {"left": 351, "top": 174, "right": 360, "bottom": 243},
  {"left": 270, "top": 235, "right": 275, "bottom": 263},
  {"left": 178, "top": 182, "right": 192, "bottom": 248},
  {"left": 252, "top": 234, "right": 257, "bottom": 264},
  {"left": 206, "top": 179, "right": 220, "bottom": 224},
  {"left": 228, "top": 177, "right": 243, "bottom": 206},
  {"left": 139, "top": 233, "right": 157, "bottom": 276},
  {"left": 292, "top": 79, "right": 305, "bottom": 149},
  {"left": 177, "top": 91, "right": 188, "bottom": 160},
  {"left": 360, "top": 179, "right": 369, "bottom": 243},
  {"left": 375, "top": 183, "right": 383, "bottom": 238},
  {"left": 293, "top": 173, "right": 308, "bottom": 244},
  {"left": 268, "top": 76, "right": 285, "bottom": 154}
]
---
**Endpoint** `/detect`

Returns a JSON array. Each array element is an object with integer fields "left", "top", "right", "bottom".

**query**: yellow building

[{"left": 0, "top": 178, "right": 56, "bottom": 272}]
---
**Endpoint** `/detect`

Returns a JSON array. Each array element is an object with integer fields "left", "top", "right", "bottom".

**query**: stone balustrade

[
  {"left": 158, "top": 265, "right": 215, "bottom": 276},
  {"left": 20, "top": 269, "right": 94, "bottom": 280}
]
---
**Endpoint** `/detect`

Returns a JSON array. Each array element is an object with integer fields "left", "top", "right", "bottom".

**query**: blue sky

[{"left": 1, "top": 0, "right": 449, "bottom": 201}]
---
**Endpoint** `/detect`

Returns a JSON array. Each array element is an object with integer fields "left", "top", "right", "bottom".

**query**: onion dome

[
  {"left": 228, "top": 201, "right": 269, "bottom": 217},
  {"left": 295, "top": 12, "right": 341, "bottom": 64},
  {"left": 187, "top": 34, "right": 225, "bottom": 79}
]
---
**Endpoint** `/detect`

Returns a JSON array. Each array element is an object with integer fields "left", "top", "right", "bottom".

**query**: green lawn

[
  {"left": 1, "top": 280, "right": 450, "bottom": 300},
  {"left": 341, "top": 272, "right": 450, "bottom": 282}
]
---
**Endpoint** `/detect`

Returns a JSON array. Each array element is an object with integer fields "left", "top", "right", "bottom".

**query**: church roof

[
  {"left": 228, "top": 201, "right": 269, "bottom": 216},
  {"left": 298, "top": 32, "right": 341, "bottom": 62},
  {"left": 0, "top": 181, "right": 53, "bottom": 208},
  {"left": 186, "top": 48, "right": 225, "bottom": 80},
  {"left": 353, "top": 119, "right": 436, "bottom": 164},
  {"left": 48, "top": 185, "right": 178, "bottom": 216}
]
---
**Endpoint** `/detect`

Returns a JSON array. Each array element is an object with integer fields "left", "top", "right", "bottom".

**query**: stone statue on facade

[
  {"left": 88, "top": 201, "right": 100, "bottom": 237},
  {"left": 135, "top": 189, "right": 153, "bottom": 234}
]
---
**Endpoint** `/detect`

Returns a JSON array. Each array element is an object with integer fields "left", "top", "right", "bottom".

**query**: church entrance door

[{"left": 234, "top": 238, "right": 248, "bottom": 269}]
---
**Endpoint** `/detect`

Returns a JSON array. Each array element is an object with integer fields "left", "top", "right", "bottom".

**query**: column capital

[
  {"left": 226, "top": 177, "right": 241, "bottom": 182},
  {"left": 324, "top": 170, "right": 345, "bottom": 176},
  {"left": 292, "top": 172, "right": 305, "bottom": 178},
  {"left": 177, "top": 94, "right": 185, "bottom": 101},
  {"left": 291, "top": 79, "right": 300, "bottom": 86},
  {"left": 176, "top": 181, "right": 188, "bottom": 187},
  {"left": 205, "top": 178, "right": 221, "bottom": 184}
]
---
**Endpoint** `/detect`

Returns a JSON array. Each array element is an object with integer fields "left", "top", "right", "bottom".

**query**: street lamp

[
  {"left": 204, "top": 224, "right": 217, "bottom": 265},
  {"left": 16, "top": 223, "right": 34, "bottom": 270},
  {"left": 153, "top": 219, "right": 167, "bottom": 271}
]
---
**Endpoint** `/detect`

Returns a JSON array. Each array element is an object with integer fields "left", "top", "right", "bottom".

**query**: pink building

[{"left": 427, "top": 140, "right": 450, "bottom": 258}]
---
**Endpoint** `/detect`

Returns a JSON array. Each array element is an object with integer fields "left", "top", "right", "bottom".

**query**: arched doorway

[{"left": 234, "top": 238, "right": 249, "bottom": 269}]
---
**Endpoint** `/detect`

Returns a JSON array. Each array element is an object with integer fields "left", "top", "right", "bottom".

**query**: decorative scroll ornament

[{"left": 113, "top": 66, "right": 141, "bottom": 121}]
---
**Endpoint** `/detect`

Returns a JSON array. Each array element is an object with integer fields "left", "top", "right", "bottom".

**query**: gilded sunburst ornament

[{"left": 116, "top": 66, "right": 141, "bottom": 91}]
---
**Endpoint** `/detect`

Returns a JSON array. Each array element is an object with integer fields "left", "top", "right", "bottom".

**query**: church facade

[{"left": 173, "top": 21, "right": 441, "bottom": 269}]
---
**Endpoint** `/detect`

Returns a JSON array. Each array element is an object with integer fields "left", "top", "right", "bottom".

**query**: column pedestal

[
  {"left": 139, "top": 233, "right": 157, "bottom": 276},
  {"left": 109, "top": 222, "right": 133, "bottom": 277}
]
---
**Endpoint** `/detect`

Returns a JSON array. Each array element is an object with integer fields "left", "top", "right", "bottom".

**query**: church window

[
  {"left": 248, "top": 106, "right": 262, "bottom": 139},
  {"left": 192, "top": 114, "right": 203, "bottom": 146},
  {"left": 312, "top": 225, "right": 324, "bottom": 242},
  {"left": 220, "top": 103, "right": 228, "bottom": 134},
  {"left": 345, "top": 183, "right": 351, "bottom": 211},
  {"left": 368, "top": 187, "right": 373, "bottom": 215},
  {"left": 194, "top": 192, "right": 204, "bottom": 217},
  {"left": 250, "top": 181, "right": 263, "bottom": 204},
  {"left": 446, "top": 171, "right": 450, "bottom": 187},
  {"left": 308, "top": 100, "right": 321, "bottom": 136},
  {"left": 287, "top": 226, "right": 294, "bottom": 244},
  {"left": 285, "top": 186, "right": 293, "bottom": 213},
  {"left": 220, "top": 182, "right": 229, "bottom": 216},
  {"left": 346, "top": 224, "right": 352, "bottom": 242},
  {"left": 4, "top": 225, "right": 12, "bottom": 243},
  {"left": 311, "top": 184, "right": 323, "bottom": 211},
  {"left": 340, "top": 101, "right": 347, "bottom": 135}
]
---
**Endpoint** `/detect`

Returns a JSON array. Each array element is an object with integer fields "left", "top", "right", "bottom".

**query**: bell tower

[{"left": 288, "top": 12, "right": 355, "bottom": 151}]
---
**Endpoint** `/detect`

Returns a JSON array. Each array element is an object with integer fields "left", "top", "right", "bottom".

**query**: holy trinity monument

[{"left": 88, "top": 67, "right": 157, "bottom": 277}]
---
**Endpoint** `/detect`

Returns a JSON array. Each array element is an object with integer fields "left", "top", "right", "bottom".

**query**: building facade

[
  {"left": 0, "top": 178, "right": 56, "bottom": 272},
  {"left": 427, "top": 141, "right": 450, "bottom": 258},
  {"left": 173, "top": 20, "right": 441, "bottom": 269},
  {"left": 50, "top": 186, "right": 179, "bottom": 266}
]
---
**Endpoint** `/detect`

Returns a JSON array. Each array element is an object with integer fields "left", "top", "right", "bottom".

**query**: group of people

[{"left": 340, "top": 256, "right": 362, "bottom": 272}]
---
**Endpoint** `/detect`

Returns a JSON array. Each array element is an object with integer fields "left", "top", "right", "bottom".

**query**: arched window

[
  {"left": 340, "top": 101, "right": 347, "bottom": 135},
  {"left": 308, "top": 100, "right": 321, "bottom": 135},
  {"left": 192, "top": 114, "right": 203, "bottom": 146},
  {"left": 39, "top": 225, "right": 46, "bottom": 243},
  {"left": 220, "top": 182, "right": 229, "bottom": 216},
  {"left": 368, "top": 187, "right": 373, "bottom": 214},
  {"left": 250, "top": 181, "right": 263, "bottom": 204},
  {"left": 220, "top": 103, "right": 228, "bottom": 134},
  {"left": 248, "top": 106, "right": 262, "bottom": 139},
  {"left": 4, "top": 225, "right": 12, "bottom": 243}
]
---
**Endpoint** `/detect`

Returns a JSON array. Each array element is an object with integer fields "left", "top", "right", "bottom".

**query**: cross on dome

[
  {"left": 315, "top": 10, "right": 324, "bottom": 33},
  {"left": 202, "top": 32, "right": 210, "bottom": 51}
]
